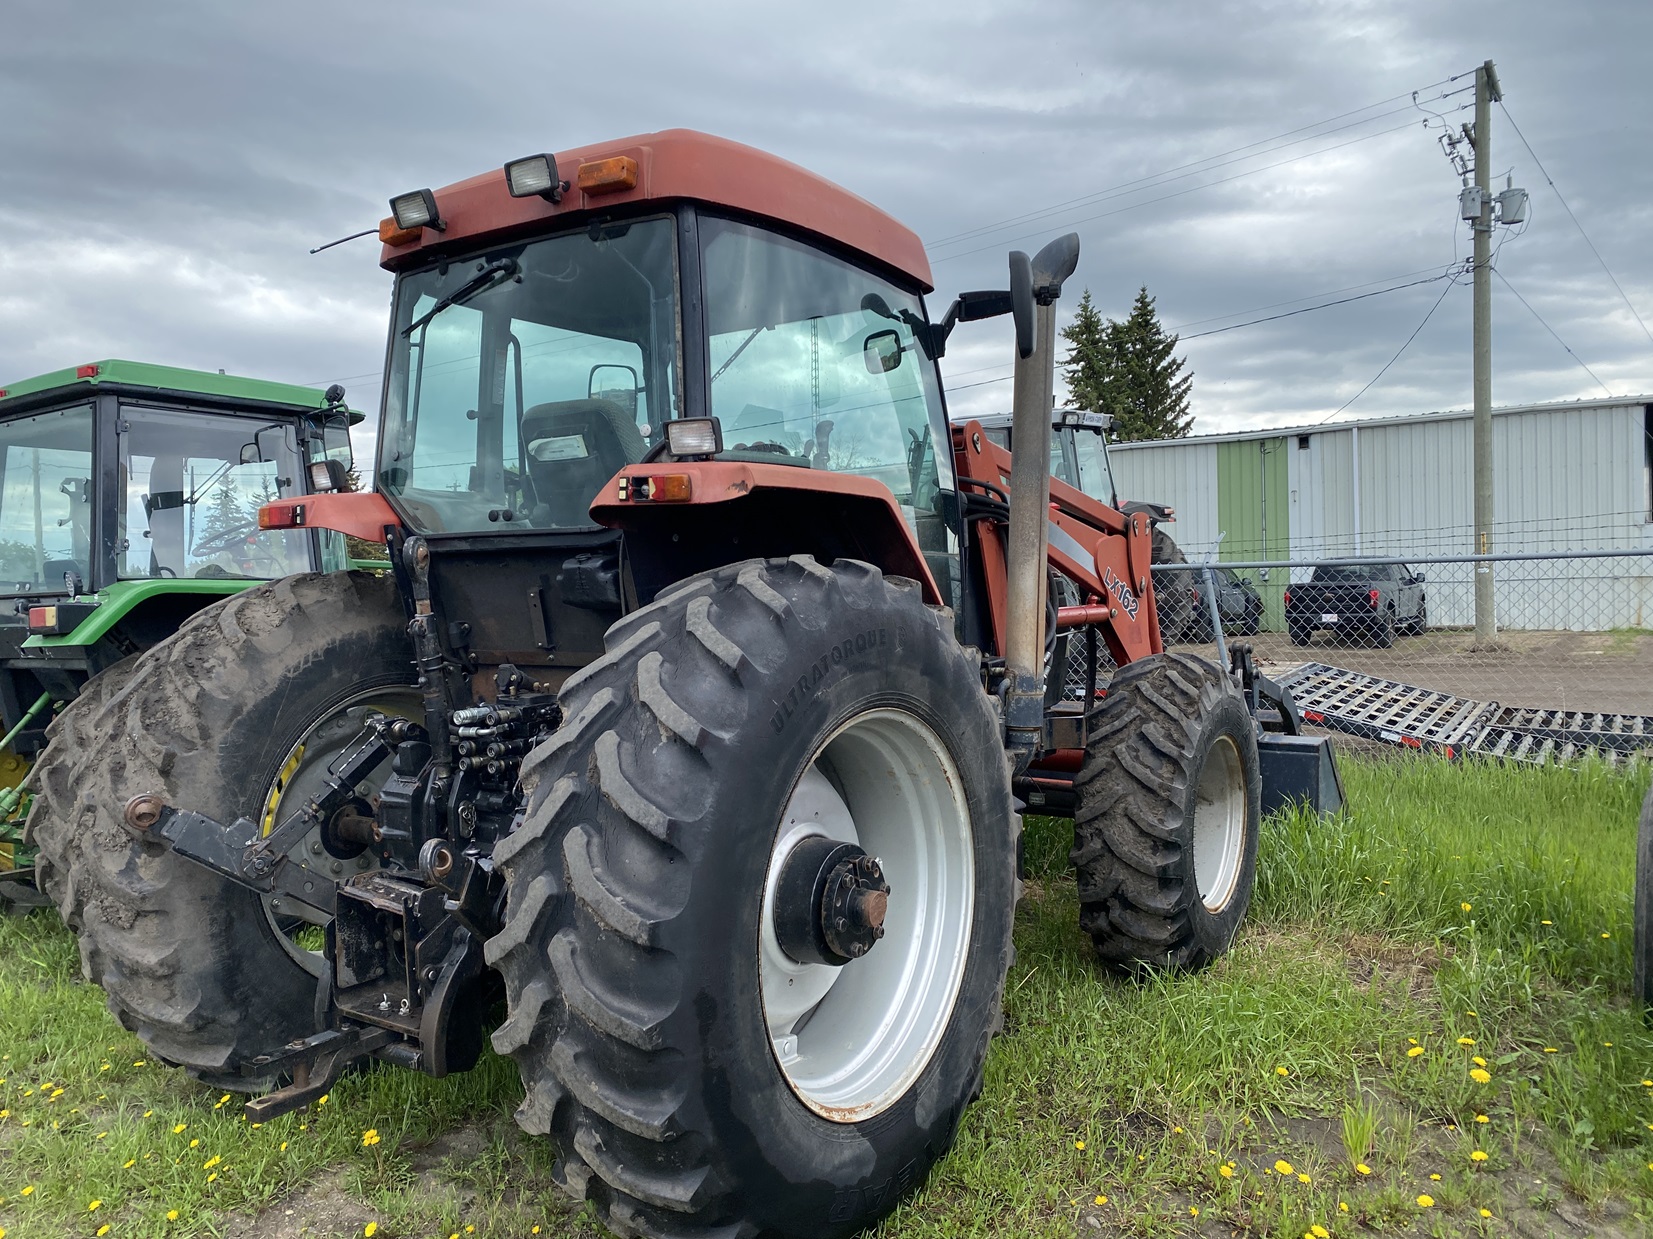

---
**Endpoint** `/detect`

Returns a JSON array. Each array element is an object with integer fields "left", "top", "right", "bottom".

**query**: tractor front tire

[
  {"left": 27, "top": 572, "right": 416, "bottom": 1086},
  {"left": 1071, "top": 652, "right": 1261, "bottom": 972},
  {"left": 489, "top": 556, "right": 1016, "bottom": 1239}
]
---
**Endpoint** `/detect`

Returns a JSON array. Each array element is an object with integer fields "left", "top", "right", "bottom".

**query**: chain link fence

[{"left": 1062, "top": 549, "right": 1653, "bottom": 764}]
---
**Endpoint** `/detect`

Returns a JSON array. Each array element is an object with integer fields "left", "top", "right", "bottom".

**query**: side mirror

[
  {"left": 320, "top": 413, "right": 355, "bottom": 474},
  {"left": 863, "top": 330, "right": 904, "bottom": 374},
  {"left": 239, "top": 443, "right": 260, "bottom": 466},
  {"left": 1009, "top": 250, "right": 1034, "bottom": 359},
  {"left": 1413, "top": 571, "right": 1426, "bottom": 583},
  {"left": 589, "top": 364, "right": 640, "bottom": 418},
  {"left": 1031, "top": 233, "right": 1081, "bottom": 303}
]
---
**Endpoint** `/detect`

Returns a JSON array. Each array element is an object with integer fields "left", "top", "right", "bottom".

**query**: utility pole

[{"left": 1471, "top": 59, "right": 1501, "bottom": 645}]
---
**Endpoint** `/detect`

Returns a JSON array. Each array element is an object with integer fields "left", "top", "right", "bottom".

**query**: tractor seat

[{"left": 520, "top": 399, "right": 645, "bottom": 529}]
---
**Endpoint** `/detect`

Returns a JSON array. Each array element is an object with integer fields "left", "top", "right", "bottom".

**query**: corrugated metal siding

[
  {"left": 1116, "top": 400, "right": 1653, "bottom": 631},
  {"left": 1109, "top": 440, "right": 1222, "bottom": 555}
]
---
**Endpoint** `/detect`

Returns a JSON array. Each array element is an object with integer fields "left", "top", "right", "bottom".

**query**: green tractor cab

[{"left": 0, "top": 360, "right": 360, "bottom": 907}]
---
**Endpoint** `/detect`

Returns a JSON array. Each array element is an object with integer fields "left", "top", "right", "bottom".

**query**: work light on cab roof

[
  {"left": 503, "top": 154, "right": 566, "bottom": 202},
  {"left": 388, "top": 187, "right": 443, "bottom": 233}
]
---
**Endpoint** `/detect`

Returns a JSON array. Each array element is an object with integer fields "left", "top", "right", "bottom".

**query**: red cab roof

[{"left": 378, "top": 129, "right": 933, "bottom": 291}]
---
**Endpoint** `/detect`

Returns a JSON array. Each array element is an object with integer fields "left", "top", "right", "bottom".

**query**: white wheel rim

[
  {"left": 259, "top": 687, "right": 422, "bottom": 976},
  {"left": 759, "top": 709, "right": 974, "bottom": 1122},
  {"left": 1192, "top": 734, "right": 1246, "bottom": 912}
]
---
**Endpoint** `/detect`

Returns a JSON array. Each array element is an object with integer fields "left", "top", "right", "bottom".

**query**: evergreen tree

[
  {"left": 1060, "top": 286, "right": 1194, "bottom": 442},
  {"left": 198, "top": 481, "right": 245, "bottom": 541}
]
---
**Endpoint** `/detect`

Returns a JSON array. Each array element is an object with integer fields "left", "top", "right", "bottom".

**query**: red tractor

[{"left": 30, "top": 130, "right": 1337, "bottom": 1238}]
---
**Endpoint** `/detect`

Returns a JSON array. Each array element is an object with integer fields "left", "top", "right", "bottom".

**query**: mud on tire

[
  {"left": 488, "top": 556, "right": 1016, "bottom": 1239},
  {"left": 26, "top": 571, "right": 415, "bottom": 1086},
  {"left": 1071, "top": 652, "right": 1261, "bottom": 972}
]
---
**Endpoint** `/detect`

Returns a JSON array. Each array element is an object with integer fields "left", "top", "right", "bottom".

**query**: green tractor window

[
  {"left": 118, "top": 406, "right": 312, "bottom": 581},
  {"left": 0, "top": 404, "right": 94, "bottom": 594}
]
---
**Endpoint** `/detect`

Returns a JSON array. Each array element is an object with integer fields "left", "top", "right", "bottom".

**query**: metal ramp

[
  {"left": 1273, "top": 663, "right": 1490, "bottom": 756},
  {"left": 1468, "top": 706, "right": 1653, "bottom": 767},
  {"left": 1274, "top": 662, "right": 1653, "bottom": 766}
]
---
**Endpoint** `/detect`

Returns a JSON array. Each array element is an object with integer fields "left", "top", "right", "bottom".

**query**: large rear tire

[
  {"left": 488, "top": 557, "right": 1016, "bottom": 1239},
  {"left": 27, "top": 572, "right": 418, "bottom": 1085},
  {"left": 1070, "top": 652, "right": 1261, "bottom": 972}
]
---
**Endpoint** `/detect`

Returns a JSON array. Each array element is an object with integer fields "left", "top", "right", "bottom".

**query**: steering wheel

[{"left": 191, "top": 520, "right": 285, "bottom": 573}]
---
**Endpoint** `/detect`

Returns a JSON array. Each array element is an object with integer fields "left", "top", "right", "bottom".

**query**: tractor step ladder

[{"left": 1273, "top": 663, "right": 1490, "bottom": 756}]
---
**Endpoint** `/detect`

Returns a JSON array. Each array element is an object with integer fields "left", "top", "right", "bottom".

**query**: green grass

[{"left": 1, "top": 756, "right": 1650, "bottom": 1238}]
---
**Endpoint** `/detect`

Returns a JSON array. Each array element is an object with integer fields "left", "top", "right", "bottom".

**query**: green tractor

[{"left": 0, "top": 360, "right": 359, "bottom": 910}]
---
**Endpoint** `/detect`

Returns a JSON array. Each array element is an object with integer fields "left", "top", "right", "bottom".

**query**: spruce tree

[
  {"left": 1059, "top": 286, "right": 1194, "bottom": 442},
  {"left": 1103, "top": 287, "right": 1193, "bottom": 441}
]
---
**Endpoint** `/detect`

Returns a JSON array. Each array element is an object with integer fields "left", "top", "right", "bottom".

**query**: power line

[
  {"left": 1183, "top": 270, "right": 1461, "bottom": 340},
  {"left": 1498, "top": 99, "right": 1653, "bottom": 351},
  {"left": 1492, "top": 268, "right": 1615, "bottom": 397},
  {"left": 1170, "top": 266, "right": 1450, "bottom": 332},
  {"left": 1320, "top": 278, "right": 1461, "bottom": 423},
  {"left": 931, "top": 116, "right": 1445, "bottom": 264},
  {"left": 925, "top": 75, "right": 1465, "bottom": 252}
]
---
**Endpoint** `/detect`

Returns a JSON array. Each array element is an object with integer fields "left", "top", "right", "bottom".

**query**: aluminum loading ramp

[{"left": 1273, "top": 662, "right": 1653, "bottom": 767}]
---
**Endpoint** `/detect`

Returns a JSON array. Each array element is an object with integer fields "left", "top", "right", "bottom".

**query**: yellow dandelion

[
  {"left": 1601, "top": 932, "right": 1610, "bottom": 939},
  {"left": 1540, "top": 920, "right": 1552, "bottom": 925},
  {"left": 1312, "top": 1227, "right": 1330, "bottom": 1238},
  {"left": 207, "top": 1173, "right": 217, "bottom": 1183},
  {"left": 317, "top": 1094, "right": 329, "bottom": 1106},
  {"left": 1471, "top": 1150, "right": 1489, "bottom": 1162},
  {"left": 1074, "top": 1139, "right": 1085, "bottom": 1150},
  {"left": 100, "top": 1063, "right": 110, "bottom": 1072},
  {"left": 20, "top": 1186, "right": 33, "bottom": 1196},
  {"left": 1276, "top": 1066, "right": 1290, "bottom": 1077},
  {"left": 89, "top": 1200, "right": 103, "bottom": 1211},
  {"left": 1355, "top": 1163, "right": 1372, "bottom": 1175},
  {"left": 1173, "top": 1126, "right": 1183, "bottom": 1134},
  {"left": 144, "top": 1110, "right": 153, "bottom": 1117},
  {"left": 168, "top": 1213, "right": 179, "bottom": 1222},
  {"left": 1464, "top": 1009, "right": 1477, "bottom": 1017},
  {"left": 1474, "top": 1114, "right": 1489, "bottom": 1123},
  {"left": 1473, "top": 1055, "right": 1487, "bottom": 1067},
  {"left": 1470, "top": 1067, "right": 1491, "bottom": 1083},
  {"left": 1275, "top": 1159, "right": 1294, "bottom": 1175},
  {"left": 0, "top": 1110, "right": 7, "bottom": 1118},
  {"left": 134, "top": 1060, "right": 146, "bottom": 1067},
  {"left": 1479, "top": 1208, "right": 1492, "bottom": 1218},
  {"left": 173, "top": 1122, "right": 187, "bottom": 1134},
  {"left": 189, "top": 1138, "right": 200, "bottom": 1148},
  {"left": 364, "top": 1225, "right": 378, "bottom": 1238},
  {"left": 280, "top": 1141, "right": 289, "bottom": 1151},
  {"left": 1543, "top": 1046, "right": 1558, "bottom": 1053},
  {"left": 1218, "top": 1164, "right": 1234, "bottom": 1178},
  {"left": 1417, "top": 1193, "right": 1434, "bottom": 1207},
  {"left": 1461, "top": 902, "right": 1472, "bottom": 912},
  {"left": 96, "top": 1131, "right": 108, "bottom": 1139},
  {"left": 363, "top": 1129, "right": 382, "bottom": 1147},
  {"left": 1457, "top": 1037, "right": 1475, "bottom": 1046},
  {"left": 97, "top": 1228, "right": 110, "bottom": 1238},
  {"left": 1298, "top": 1172, "right": 1311, "bottom": 1183},
  {"left": 1430, "top": 1173, "right": 1441, "bottom": 1180},
  {"left": 1407, "top": 1046, "right": 1425, "bottom": 1058},
  {"left": 214, "top": 1093, "right": 231, "bottom": 1109},
  {"left": 203, "top": 1155, "right": 221, "bottom": 1170},
  {"left": 1338, "top": 1201, "right": 1349, "bottom": 1212},
  {"left": 1604, "top": 1041, "right": 1614, "bottom": 1048},
  {"left": 123, "top": 1159, "right": 135, "bottom": 1168},
  {"left": 1094, "top": 1194, "right": 1107, "bottom": 1205}
]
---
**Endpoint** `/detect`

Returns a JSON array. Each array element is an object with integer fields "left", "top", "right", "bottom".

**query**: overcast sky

[{"left": 4, "top": 0, "right": 1649, "bottom": 453}]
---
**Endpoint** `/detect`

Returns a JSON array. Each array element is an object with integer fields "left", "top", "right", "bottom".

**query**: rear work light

[
  {"left": 389, "top": 188, "right": 444, "bottom": 233},
  {"left": 1368, "top": 589, "right": 1381, "bottom": 607},
  {"left": 617, "top": 474, "right": 693, "bottom": 503},
  {"left": 504, "top": 154, "right": 566, "bottom": 202},
  {"left": 665, "top": 417, "right": 722, "bottom": 458},
  {"left": 27, "top": 602, "right": 97, "bottom": 635}
]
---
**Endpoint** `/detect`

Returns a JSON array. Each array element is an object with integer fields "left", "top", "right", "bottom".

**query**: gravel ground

[{"left": 1180, "top": 627, "right": 1653, "bottom": 717}]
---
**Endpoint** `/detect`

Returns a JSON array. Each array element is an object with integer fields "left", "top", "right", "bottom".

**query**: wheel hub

[{"left": 773, "top": 837, "right": 890, "bottom": 966}]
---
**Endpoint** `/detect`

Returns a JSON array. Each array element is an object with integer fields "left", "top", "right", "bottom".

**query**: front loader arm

[{"left": 952, "top": 420, "right": 1160, "bottom": 668}]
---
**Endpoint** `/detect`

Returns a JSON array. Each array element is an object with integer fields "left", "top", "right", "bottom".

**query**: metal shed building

[{"left": 1107, "top": 396, "right": 1653, "bottom": 630}]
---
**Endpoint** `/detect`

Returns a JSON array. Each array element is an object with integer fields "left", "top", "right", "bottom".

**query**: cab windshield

[{"left": 379, "top": 216, "right": 679, "bottom": 534}]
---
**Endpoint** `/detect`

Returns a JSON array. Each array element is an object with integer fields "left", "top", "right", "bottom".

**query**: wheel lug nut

[
  {"left": 330, "top": 861, "right": 343, "bottom": 875},
  {"left": 309, "top": 840, "right": 323, "bottom": 854}
]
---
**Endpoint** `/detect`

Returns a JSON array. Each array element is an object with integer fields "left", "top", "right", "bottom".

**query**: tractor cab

[
  {"left": 0, "top": 361, "right": 356, "bottom": 749},
  {"left": 966, "top": 408, "right": 1119, "bottom": 507}
]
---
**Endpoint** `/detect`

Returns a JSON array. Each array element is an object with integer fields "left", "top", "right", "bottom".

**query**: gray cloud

[{"left": 2, "top": 0, "right": 1648, "bottom": 442}]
